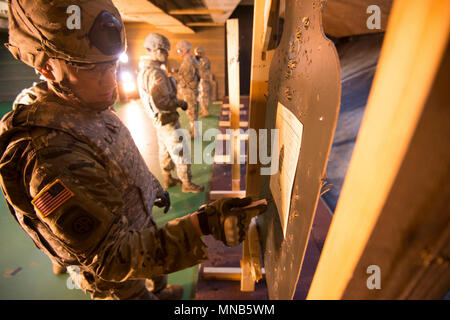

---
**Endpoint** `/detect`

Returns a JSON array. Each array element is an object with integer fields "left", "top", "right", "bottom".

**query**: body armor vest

[
  {"left": 0, "top": 91, "right": 162, "bottom": 264},
  {"left": 138, "top": 66, "right": 159, "bottom": 119},
  {"left": 138, "top": 62, "right": 179, "bottom": 126}
]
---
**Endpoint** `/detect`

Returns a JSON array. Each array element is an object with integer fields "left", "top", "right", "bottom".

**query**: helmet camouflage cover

[
  {"left": 194, "top": 47, "right": 205, "bottom": 56},
  {"left": 144, "top": 33, "right": 170, "bottom": 52},
  {"left": 176, "top": 40, "right": 191, "bottom": 53},
  {"left": 6, "top": 0, "right": 126, "bottom": 69}
]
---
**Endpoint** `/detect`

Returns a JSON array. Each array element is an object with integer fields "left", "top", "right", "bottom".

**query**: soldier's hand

[
  {"left": 154, "top": 190, "right": 171, "bottom": 214},
  {"left": 195, "top": 197, "right": 267, "bottom": 247},
  {"left": 179, "top": 100, "right": 188, "bottom": 111}
]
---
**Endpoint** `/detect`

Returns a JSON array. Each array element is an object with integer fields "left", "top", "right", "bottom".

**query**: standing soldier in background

[
  {"left": 174, "top": 40, "right": 200, "bottom": 138},
  {"left": 138, "top": 34, "right": 204, "bottom": 193},
  {"left": 194, "top": 47, "right": 212, "bottom": 118},
  {"left": 0, "top": 0, "right": 266, "bottom": 300}
]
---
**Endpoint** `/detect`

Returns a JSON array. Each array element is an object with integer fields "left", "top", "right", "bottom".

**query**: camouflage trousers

[
  {"left": 156, "top": 119, "right": 192, "bottom": 182},
  {"left": 178, "top": 87, "right": 198, "bottom": 131},
  {"left": 199, "top": 79, "right": 211, "bottom": 115},
  {"left": 68, "top": 266, "right": 167, "bottom": 300}
]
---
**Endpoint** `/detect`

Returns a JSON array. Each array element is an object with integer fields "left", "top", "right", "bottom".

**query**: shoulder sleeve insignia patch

[{"left": 31, "top": 179, "right": 74, "bottom": 218}]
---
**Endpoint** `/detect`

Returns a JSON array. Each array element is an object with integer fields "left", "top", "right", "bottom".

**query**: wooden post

[
  {"left": 307, "top": 0, "right": 450, "bottom": 300},
  {"left": 226, "top": 19, "right": 241, "bottom": 192},
  {"left": 245, "top": 0, "right": 277, "bottom": 201},
  {"left": 241, "top": 0, "right": 278, "bottom": 292}
]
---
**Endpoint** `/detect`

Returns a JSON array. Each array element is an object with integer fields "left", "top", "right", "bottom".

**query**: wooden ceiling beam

[
  {"left": 202, "top": 0, "right": 241, "bottom": 23},
  {"left": 169, "top": 9, "right": 225, "bottom": 15},
  {"left": 112, "top": 0, "right": 195, "bottom": 34},
  {"left": 186, "top": 22, "right": 225, "bottom": 27}
]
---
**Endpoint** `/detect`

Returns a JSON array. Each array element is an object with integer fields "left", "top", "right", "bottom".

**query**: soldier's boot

[
  {"left": 163, "top": 172, "right": 182, "bottom": 188},
  {"left": 52, "top": 262, "right": 67, "bottom": 275},
  {"left": 181, "top": 181, "right": 204, "bottom": 193},
  {"left": 154, "top": 284, "right": 184, "bottom": 300}
]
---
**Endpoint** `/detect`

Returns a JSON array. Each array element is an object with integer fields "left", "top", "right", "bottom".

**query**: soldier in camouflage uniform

[
  {"left": 0, "top": 0, "right": 266, "bottom": 300},
  {"left": 138, "top": 34, "right": 204, "bottom": 193},
  {"left": 194, "top": 47, "right": 212, "bottom": 118},
  {"left": 174, "top": 40, "right": 200, "bottom": 138}
]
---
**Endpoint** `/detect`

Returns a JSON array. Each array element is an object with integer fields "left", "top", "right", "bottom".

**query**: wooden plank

[
  {"left": 112, "top": 0, "right": 195, "bottom": 34},
  {"left": 222, "top": 104, "right": 245, "bottom": 109},
  {"left": 226, "top": 19, "right": 241, "bottom": 192},
  {"left": 186, "top": 22, "right": 225, "bottom": 27},
  {"left": 203, "top": 267, "right": 242, "bottom": 281},
  {"left": 203, "top": 0, "right": 241, "bottom": 24},
  {"left": 242, "top": 0, "right": 278, "bottom": 293},
  {"left": 262, "top": 0, "right": 274, "bottom": 52},
  {"left": 258, "top": 0, "right": 341, "bottom": 300},
  {"left": 307, "top": 0, "right": 450, "bottom": 300},
  {"left": 246, "top": 0, "right": 276, "bottom": 201},
  {"left": 240, "top": 236, "right": 255, "bottom": 291},
  {"left": 218, "top": 121, "right": 249, "bottom": 127},
  {"left": 262, "top": 0, "right": 280, "bottom": 52},
  {"left": 169, "top": 9, "right": 225, "bottom": 15},
  {"left": 241, "top": 215, "right": 264, "bottom": 292},
  {"left": 209, "top": 190, "right": 247, "bottom": 200},
  {"left": 203, "top": 267, "right": 266, "bottom": 281},
  {"left": 221, "top": 110, "right": 247, "bottom": 116},
  {"left": 217, "top": 133, "right": 249, "bottom": 141}
]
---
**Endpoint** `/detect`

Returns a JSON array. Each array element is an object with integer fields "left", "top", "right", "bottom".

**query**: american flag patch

[{"left": 31, "top": 179, "right": 74, "bottom": 218}]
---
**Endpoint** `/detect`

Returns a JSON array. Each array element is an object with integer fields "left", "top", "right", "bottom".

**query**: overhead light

[{"left": 119, "top": 52, "right": 129, "bottom": 64}]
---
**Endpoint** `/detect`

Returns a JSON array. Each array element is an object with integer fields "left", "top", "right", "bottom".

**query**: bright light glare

[
  {"left": 123, "top": 101, "right": 148, "bottom": 153},
  {"left": 120, "top": 70, "right": 137, "bottom": 93},
  {"left": 123, "top": 81, "right": 137, "bottom": 94},
  {"left": 120, "top": 71, "right": 133, "bottom": 82},
  {"left": 120, "top": 52, "right": 129, "bottom": 63}
]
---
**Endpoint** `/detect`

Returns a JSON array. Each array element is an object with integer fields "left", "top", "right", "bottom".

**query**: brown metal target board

[{"left": 257, "top": 0, "right": 341, "bottom": 299}]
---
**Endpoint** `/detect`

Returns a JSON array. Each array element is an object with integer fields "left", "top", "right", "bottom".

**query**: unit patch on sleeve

[{"left": 31, "top": 179, "right": 74, "bottom": 218}]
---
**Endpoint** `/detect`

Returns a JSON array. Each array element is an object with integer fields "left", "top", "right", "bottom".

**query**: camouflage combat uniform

[
  {"left": 0, "top": 82, "right": 208, "bottom": 299},
  {"left": 175, "top": 56, "right": 200, "bottom": 133},
  {"left": 138, "top": 60, "right": 193, "bottom": 186},
  {"left": 196, "top": 55, "right": 212, "bottom": 116}
]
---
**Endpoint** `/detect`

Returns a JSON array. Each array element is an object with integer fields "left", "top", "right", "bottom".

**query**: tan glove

[{"left": 196, "top": 197, "right": 267, "bottom": 247}]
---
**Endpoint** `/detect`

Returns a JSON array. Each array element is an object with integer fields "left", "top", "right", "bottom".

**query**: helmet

[
  {"left": 194, "top": 47, "right": 205, "bottom": 56},
  {"left": 6, "top": 0, "right": 126, "bottom": 69},
  {"left": 176, "top": 40, "right": 191, "bottom": 53},
  {"left": 144, "top": 33, "right": 170, "bottom": 52}
]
